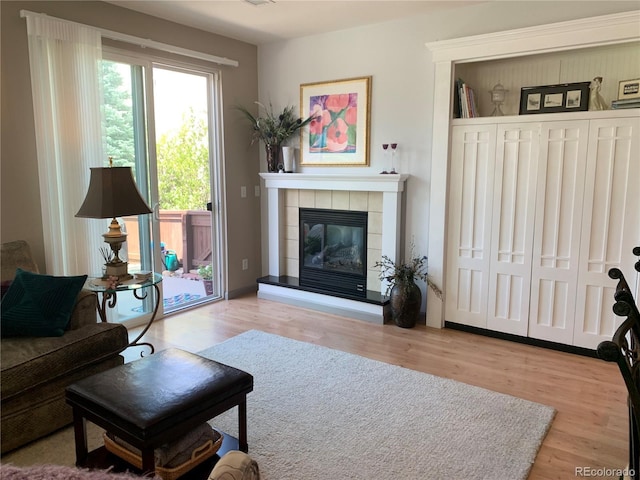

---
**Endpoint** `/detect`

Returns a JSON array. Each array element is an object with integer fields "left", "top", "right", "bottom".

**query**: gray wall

[
  {"left": 0, "top": 1, "right": 261, "bottom": 295},
  {"left": 2, "top": 1, "right": 637, "bottom": 298},
  {"left": 257, "top": 1, "right": 640, "bottom": 300}
]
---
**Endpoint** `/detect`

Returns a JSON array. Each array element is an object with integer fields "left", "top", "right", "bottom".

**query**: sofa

[
  {"left": 1, "top": 240, "right": 129, "bottom": 454},
  {"left": 0, "top": 450, "right": 260, "bottom": 479}
]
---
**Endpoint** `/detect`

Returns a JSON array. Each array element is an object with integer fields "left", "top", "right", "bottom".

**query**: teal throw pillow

[{"left": 1, "top": 268, "right": 88, "bottom": 337}]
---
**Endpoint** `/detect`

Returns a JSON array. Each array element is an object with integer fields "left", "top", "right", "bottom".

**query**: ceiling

[{"left": 106, "top": 0, "right": 484, "bottom": 45}]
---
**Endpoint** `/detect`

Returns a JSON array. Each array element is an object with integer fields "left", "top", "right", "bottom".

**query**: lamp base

[{"left": 104, "top": 261, "right": 132, "bottom": 281}]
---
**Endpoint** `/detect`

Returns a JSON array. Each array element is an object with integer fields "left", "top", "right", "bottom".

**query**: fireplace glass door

[{"left": 300, "top": 208, "right": 367, "bottom": 297}]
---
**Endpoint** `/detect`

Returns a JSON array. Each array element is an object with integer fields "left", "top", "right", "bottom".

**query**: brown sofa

[{"left": 1, "top": 240, "right": 129, "bottom": 454}]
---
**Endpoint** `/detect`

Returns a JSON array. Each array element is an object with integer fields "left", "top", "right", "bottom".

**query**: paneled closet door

[
  {"left": 487, "top": 124, "right": 540, "bottom": 336},
  {"left": 528, "top": 121, "right": 589, "bottom": 344},
  {"left": 445, "top": 125, "right": 497, "bottom": 328},
  {"left": 573, "top": 116, "right": 640, "bottom": 350}
]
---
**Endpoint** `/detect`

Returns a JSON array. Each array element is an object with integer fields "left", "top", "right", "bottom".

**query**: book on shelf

[
  {"left": 455, "top": 78, "right": 479, "bottom": 118},
  {"left": 611, "top": 98, "right": 640, "bottom": 109}
]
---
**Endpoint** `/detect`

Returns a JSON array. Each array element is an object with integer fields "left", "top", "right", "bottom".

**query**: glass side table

[{"left": 85, "top": 273, "right": 163, "bottom": 355}]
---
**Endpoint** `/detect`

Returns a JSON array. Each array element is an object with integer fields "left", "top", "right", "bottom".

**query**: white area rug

[
  {"left": 201, "top": 330, "right": 556, "bottom": 480},
  {"left": 3, "top": 330, "right": 555, "bottom": 479}
]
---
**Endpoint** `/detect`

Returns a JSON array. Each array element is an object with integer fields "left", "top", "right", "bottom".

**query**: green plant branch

[
  {"left": 374, "top": 246, "right": 443, "bottom": 300},
  {"left": 236, "top": 102, "right": 316, "bottom": 147}
]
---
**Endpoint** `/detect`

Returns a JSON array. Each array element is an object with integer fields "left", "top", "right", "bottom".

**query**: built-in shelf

[
  {"left": 452, "top": 107, "right": 640, "bottom": 125},
  {"left": 454, "top": 41, "right": 640, "bottom": 119},
  {"left": 425, "top": 10, "right": 640, "bottom": 329}
]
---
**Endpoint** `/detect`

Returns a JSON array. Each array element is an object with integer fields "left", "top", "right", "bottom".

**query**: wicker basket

[{"left": 103, "top": 430, "right": 223, "bottom": 480}]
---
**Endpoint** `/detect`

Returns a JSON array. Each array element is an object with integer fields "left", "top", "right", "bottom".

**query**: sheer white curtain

[{"left": 24, "top": 12, "right": 104, "bottom": 276}]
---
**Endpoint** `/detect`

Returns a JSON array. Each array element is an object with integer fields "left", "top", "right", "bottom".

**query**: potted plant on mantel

[
  {"left": 375, "top": 248, "right": 443, "bottom": 328},
  {"left": 236, "top": 102, "right": 316, "bottom": 173}
]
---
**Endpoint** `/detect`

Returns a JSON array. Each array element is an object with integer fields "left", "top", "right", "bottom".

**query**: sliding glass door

[{"left": 100, "top": 50, "right": 224, "bottom": 325}]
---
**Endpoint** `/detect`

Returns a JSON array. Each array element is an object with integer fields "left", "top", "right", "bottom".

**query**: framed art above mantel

[{"left": 299, "top": 76, "right": 371, "bottom": 167}]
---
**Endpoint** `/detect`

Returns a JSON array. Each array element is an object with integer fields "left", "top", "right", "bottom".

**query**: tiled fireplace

[{"left": 258, "top": 173, "right": 408, "bottom": 323}]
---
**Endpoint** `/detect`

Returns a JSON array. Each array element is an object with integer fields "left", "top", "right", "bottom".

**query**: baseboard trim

[
  {"left": 226, "top": 284, "right": 258, "bottom": 300},
  {"left": 444, "top": 322, "right": 598, "bottom": 358}
]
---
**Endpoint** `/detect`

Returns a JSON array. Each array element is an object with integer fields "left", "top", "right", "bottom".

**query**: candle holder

[{"left": 489, "top": 82, "right": 508, "bottom": 116}]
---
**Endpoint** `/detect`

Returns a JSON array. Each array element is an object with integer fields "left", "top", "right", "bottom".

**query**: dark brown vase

[
  {"left": 265, "top": 144, "right": 281, "bottom": 172},
  {"left": 389, "top": 281, "right": 422, "bottom": 328}
]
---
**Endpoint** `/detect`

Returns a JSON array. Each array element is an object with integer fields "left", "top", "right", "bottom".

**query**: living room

[{"left": 2, "top": 1, "right": 640, "bottom": 479}]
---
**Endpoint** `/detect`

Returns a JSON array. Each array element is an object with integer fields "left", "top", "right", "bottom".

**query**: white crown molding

[{"left": 426, "top": 11, "right": 640, "bottom": 63}]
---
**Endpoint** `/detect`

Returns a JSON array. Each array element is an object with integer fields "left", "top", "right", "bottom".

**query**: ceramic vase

[
  {"left": 389, "top": 281, "right": 422, "bottom": 328},
  {"left": 282, "top": 146, "right": 295, "bottom": 173},
  {"left": 265, "top": 144, "right": 280, "bottom": 173}
]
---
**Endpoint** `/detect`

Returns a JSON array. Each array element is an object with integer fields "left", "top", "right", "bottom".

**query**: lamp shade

[{"left": 76, "top": 167, "right": 152, "bottom": 219}]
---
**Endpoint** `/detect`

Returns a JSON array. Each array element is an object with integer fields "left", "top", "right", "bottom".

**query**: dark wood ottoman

[{"left": 65, "top": 348, "right": 253, "bottom": 475}]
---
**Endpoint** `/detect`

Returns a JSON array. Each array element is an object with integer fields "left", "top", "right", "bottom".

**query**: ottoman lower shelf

[
  {"left": 80, "top": 431, "right": 239, "bottom": 480},
  {"left": 103, "top": 430, "right": 223, "bottom": 480}
]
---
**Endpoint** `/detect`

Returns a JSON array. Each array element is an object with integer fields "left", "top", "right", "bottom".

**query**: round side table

[{"left": 85, "top": 273, "right": 163, "bottom": 355}]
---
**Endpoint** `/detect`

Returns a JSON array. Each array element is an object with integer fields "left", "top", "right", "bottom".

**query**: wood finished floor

[{"left": 127, "top": 293, "right": 628, "bottom": 480}]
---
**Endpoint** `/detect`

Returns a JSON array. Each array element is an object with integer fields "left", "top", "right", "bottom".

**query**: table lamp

[{"left": 76, "top": 162, "right": 152, "bottom": 279}]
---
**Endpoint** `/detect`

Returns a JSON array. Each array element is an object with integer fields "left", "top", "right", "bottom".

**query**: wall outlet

[
  {"left": 240, "top": 186, "right": 247, "bottom": 198},
  {"left": 242, "top": 258, "right": 249, "bottom": 270},
  {"left": 254, "top": 185, "right": 260, "bottom": 197}
]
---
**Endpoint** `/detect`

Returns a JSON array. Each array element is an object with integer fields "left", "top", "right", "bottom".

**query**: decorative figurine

[{"left": 589, "top": 77, "right": 608, "bottom": 111}]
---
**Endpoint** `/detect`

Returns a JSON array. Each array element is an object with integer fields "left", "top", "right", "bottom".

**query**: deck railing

[{"left": 123, "top": 210, "right": 211, "bottom": 273}]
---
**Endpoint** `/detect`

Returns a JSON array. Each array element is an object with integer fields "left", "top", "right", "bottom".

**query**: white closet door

[
  {"left": 445, "top": 125, "right": 497, "bottom": 328},
  {"left": 529, "top": 121, "right": 589, "bottom": 344},
  {"left": 574, "top": 116, "right": 640, "bottom": 349},
  {"left": 487, "top": 124, "right": 540, "bottom": 336}
]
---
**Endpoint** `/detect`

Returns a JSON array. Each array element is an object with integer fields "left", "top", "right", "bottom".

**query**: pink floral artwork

[
  {"left": 308, "top": 93, "right": 358, "bottom": 153},
  {"left": 300, "top": 76, "right": 370, "bottom": 166}
]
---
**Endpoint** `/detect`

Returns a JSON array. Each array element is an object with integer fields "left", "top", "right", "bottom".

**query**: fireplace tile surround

[
  {"left": 258, "top": 173, "right": 408, "bottom": 324},
  {"left": 285, "top": 189, "right": 382, "bottom": 293}
]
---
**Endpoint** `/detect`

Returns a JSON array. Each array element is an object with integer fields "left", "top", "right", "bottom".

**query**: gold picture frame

[{"left": 299, "top": 76, "right": 371, "bottom": 166}]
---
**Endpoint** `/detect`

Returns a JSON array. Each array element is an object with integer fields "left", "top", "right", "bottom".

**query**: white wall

[{"left": 257, "top": 1, "right": 639, "bottom": 310}]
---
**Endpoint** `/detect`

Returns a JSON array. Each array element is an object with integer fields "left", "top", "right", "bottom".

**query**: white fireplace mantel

[
  {"left": 260, "top": 173, "right": 409, "bottom": 193},
  {"left": 258, "top": 173, "right": 409, "bottom": 324},
  {"left": 259, "top": 173, "right": 408, "bottom": 278}
]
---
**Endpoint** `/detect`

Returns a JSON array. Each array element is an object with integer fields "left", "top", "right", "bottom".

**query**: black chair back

[{"left": 597, "top": 246, "right": 640, "bottom": 479}]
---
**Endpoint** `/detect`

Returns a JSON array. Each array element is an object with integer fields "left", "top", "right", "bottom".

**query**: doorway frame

[{"left": 102, "top": 47, "right": 228, "bottom": 325}]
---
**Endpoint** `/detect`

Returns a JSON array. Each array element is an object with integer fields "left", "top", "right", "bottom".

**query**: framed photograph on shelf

[
  {"left": 519, "top": 82, "right": 590, "bottom": 115},
  {"left": 300, "top": 76, "right": 371, "bottom": 166},
  {"left": 618, "top": 78, "right": 640, "bottom": 100}
]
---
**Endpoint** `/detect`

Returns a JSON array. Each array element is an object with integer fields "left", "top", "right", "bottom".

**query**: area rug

[
  {"left": 201, "top": 330, "right": 555, "bottom": 480},
  {"left": 2, "top": 330, "right": 555, "bottom": 479}
]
